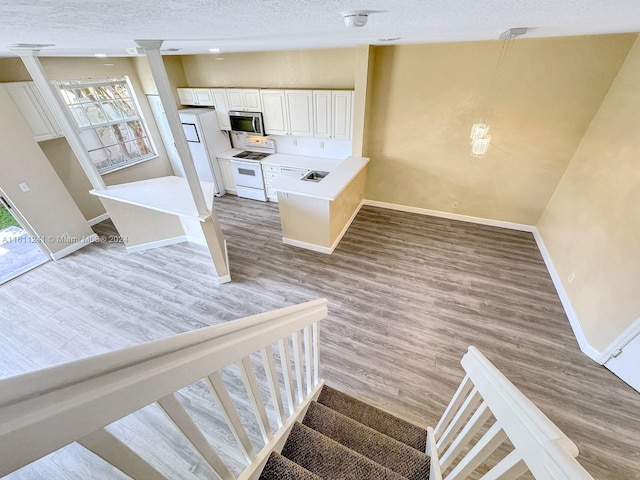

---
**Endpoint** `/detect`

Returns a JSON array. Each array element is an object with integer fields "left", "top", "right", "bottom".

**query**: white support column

[
  {"left": 134, "top": 39, "right": 208, "bottom": 217},
  {"left": 10, "top": 46, "right": 106, "bottom": 190}
]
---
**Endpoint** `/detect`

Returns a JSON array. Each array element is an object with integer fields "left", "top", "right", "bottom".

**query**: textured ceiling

[{"left": 1, "top": 0, "right": 640, "bottom": 57}]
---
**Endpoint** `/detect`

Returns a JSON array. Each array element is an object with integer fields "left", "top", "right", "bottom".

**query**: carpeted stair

[{"left": 259, "top": 385, "right": 430, "bottom": 479}]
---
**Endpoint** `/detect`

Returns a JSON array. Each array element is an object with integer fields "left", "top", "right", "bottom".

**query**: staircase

[
  {"left": 0, "top": 299, "right": 598, "bottom": 480},
  {"left": 260, "top": 385, "right": 430, "bottom": 480}
]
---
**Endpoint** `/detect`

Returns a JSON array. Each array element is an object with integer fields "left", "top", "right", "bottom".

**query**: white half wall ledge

[
  {"left": 51, "top": 234, "right": 99, "bottom": 260},
  {"left": 362, "top": 199, "right": 623, "bottom": 365},
  {"left": 88, "top": 213, "right": 110, "bottom": 226}
]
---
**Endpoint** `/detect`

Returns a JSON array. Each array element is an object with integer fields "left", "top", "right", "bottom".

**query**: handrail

[
  {"left": 0, "top": 298, "right": 328, "bottom": 477},
  {"left": 460, "top": 346, "right": 594, "bottom": 479}
]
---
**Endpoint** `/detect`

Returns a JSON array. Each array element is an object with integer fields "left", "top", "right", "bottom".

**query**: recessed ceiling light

[
  {"left": 95, "top": 53, "right": 107, "bottom": 58},
  {"left": 103, "top": 63, "right": 114, "bottom": 67},
  {"left": 214, "top": 57, "right": 224, "bottom": 61},
  {"left": 209, "top": 48, "right": 221, "bottom": 53}
]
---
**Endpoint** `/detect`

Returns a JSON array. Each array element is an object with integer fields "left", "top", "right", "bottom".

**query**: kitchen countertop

[
  {"left": 261, "top": 153, "right": 341, "bottom": 172},
  {"left": 271, "top": 156, "right": 369, "bottom": 201},
  {"left": 90, "top": 176, "right": 215, "bottom": 220},
  {"left": 217, "top": 148, "right": 245, "bottom": 160}
]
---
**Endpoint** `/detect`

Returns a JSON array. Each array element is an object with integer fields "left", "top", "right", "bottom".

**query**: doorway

[{"left": 0, "top": 191, "right": 49, "bottom": 284}]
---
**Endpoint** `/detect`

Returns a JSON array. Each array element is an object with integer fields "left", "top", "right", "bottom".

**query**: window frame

[{"left": 56, "top": 76, "right": 158, "bottom": 175}]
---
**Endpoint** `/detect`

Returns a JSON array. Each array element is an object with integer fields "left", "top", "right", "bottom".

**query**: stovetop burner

[{"left": 233, "top": 151, "right": 271, "bottom": 161}]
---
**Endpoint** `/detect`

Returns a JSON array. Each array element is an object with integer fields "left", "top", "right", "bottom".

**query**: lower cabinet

[
  {"left": 262, "top": 164, "right": 308, "bottom": 202},
  {"left": 217, "top": 157, "right": 236, "bottom": 194}
]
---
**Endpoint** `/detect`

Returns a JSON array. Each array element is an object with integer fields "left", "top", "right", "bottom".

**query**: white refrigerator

[{"left": 178, "top": 108, "right": 231, "bottom": 196}]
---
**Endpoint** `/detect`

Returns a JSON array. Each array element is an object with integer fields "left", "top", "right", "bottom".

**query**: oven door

[{"left": 230, "top": 159, "right": 265, "bottom": 189}]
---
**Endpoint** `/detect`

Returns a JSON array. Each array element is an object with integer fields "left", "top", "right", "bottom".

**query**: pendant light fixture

[{"left": 470, "top": 27, "right": 527, "bottom": 157}]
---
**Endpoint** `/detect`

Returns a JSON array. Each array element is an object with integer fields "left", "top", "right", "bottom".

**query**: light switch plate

[{"left": 18, "top": 183, "right": 30, "bottom": 192}]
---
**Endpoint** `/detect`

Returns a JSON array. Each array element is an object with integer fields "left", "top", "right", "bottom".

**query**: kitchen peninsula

[{"left": 267, "top": 155, "right": 369, "bottom": 253}]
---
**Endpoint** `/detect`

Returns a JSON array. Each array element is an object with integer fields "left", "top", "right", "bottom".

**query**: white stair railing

[
  {"left": 0, "top": 298, "right": 327, "bottom": 480},
  {"left": 427, "top": 346, "right": 596, "bottom": 480}
]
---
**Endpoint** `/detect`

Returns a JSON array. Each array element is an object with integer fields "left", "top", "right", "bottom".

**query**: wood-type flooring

[{"left": 0, "top": 196, "right": 638, "bottom": 479}]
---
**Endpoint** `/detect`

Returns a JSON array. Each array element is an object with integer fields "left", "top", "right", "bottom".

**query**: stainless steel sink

[{"left": 301, "top": 170, "right": 329, "bottom": 182}]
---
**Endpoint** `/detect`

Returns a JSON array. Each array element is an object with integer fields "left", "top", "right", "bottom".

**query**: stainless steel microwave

[{"left": 229, "top": 111, "right": 265, "bottom": 136}]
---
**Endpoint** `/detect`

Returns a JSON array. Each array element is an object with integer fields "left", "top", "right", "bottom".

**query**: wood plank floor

[{"left": 1, "top": 195, "right": 639, "bottom": 479}]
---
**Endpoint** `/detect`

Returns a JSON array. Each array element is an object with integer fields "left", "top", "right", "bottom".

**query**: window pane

[
  {"left": 101, "top": 101, "right": 124, "bottom": 122},
  {"left": 70, "top": 106, "right": 91, "bottom": 127},
  {"left": 84, "top": 102, "right": 107, "bottom": 125}
]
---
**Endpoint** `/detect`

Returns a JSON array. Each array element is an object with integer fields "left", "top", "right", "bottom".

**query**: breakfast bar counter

[{"left": 272, "top": 156, "right": 369, "bottom": 254}]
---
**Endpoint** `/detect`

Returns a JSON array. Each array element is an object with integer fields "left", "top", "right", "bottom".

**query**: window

[{"left": 57, "top": 76, "right": 156, "bottom": 174}]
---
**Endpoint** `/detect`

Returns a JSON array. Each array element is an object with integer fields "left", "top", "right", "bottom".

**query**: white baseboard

[
  {"left": 283, "top": 237, "right": 333, "bottom": 254},
  {"left": 51, "top": 234, "right": 99, "bottom": 260},
  {"left": 126, "top": 236, "right": 187, "bottom": 253},
  {"left": 362, "top": 200, "right": 536, "bottom": 232},
  {"left": 282, "top": 200, "right": 364, "bottom": 255},
  {"left": 363, "top": 199, "right": 620, "bottom": 364},
  {"left": 597, "top": 316, "right": 640, "bottom": 364},
  {"left": 532, "top": 230, "right": 601, "bottom": 362},
  {"left": 87, "top": 213, "right": 110, "bottom": 226}
]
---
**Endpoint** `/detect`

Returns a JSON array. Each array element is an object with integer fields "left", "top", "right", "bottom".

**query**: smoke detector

[{"left": 342, "top": 10, "right": 371, "bottom": 27}]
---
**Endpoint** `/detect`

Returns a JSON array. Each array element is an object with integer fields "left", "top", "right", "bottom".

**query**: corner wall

[
  {"left": 363, "top": 34, "right": 635, "bottom": 225},
  {"left": 537, "top": 35, "right": 640, "bottom": 353}
]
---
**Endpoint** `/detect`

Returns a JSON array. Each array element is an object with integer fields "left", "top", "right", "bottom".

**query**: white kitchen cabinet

[
  {"left": 177, "top": 88, "right": 215, "bottom": 106},
  {"left": 217, "top": 157, "right": 236, "bottom": 194},
  {"left": 211, "top": 89, "right": 231, "bottom": 130},
  {"left": 243, "top": 90, "right": 262, "bottom": 112},
  {"left": 262, "top": 163, "right": 308, "bottom": 202},
  {"left": 313, "top": 90, "right": 353, "bottom": 140},
  {"left": 260, "top": 90, "right": 288, "bottom": 135},
  {"left": 332, "top": 90, "right": 353, "bottom": 140},
  {"left": 286, "top": 90, "right": 314, "bottom": 136},
  {"left": 261, "top": 89, "right": 313, "bottom": 137},
  {"left": 227, "top": 89, "right": 262, "bottom": 112},
  {"left": 313, "top": 91, "right": 332, "bottom": 138},
  {"left": 4, "top": 82, "right": 63, "bottom": 141}
]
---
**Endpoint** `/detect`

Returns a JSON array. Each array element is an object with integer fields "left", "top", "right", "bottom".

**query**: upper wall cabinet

[
  {"left": 177, "top": 88, "right": 215, "bottom": 106},
  {"left": 211, "top": 89, "right": 231, "bottom": 130},
  {"left": 4, "top": 82, "right": 63, "bottom": 142},
  {"left": 260, "top": 90, "right": 288, "bottom": 136},
  {"left": 313, "top": 90, "right": 353, "bottom": 141},
  {"left": 227, "top": 89, "right": 262, "bottom": 112},
  {"left": 261, "top": 89, "right": 314, "bottom": 137}
]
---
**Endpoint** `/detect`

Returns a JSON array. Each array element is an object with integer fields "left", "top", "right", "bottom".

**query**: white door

[
  {"left": 147, "top": 95, "right": 183, "bottom": 177},
  {"left": 286, "top": 90, "right": 313, "bottom": 137},
  {"left": 605, "top": 332, "right": 640, "bottom": 392},
  {"left": 261, "top": 90, "right": 288, "bottom": 135}
]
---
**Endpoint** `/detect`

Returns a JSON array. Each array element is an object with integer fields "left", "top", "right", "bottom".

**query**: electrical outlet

[
  {"left": 19, "top": 183, "right": 30, "bottom": 192},
  {"left": 568, "top": 273, "right": 575, "bottom": 283},
  {"left": 452, "top": 202, "right": 459, "bottom": 209}
]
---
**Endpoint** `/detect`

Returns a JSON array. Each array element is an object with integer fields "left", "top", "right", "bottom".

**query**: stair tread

[
  {"left": 318, "top": 385, "right": 427, "bottom": 452},
  {"left": 303, "top": 401, "right": 430, "bottom": 480},
  {"left": 282, "top": 422, "right": 406, "bottom": 480},
  {"left": 259, "top": 451, "right": 322, "bottom": 480}
]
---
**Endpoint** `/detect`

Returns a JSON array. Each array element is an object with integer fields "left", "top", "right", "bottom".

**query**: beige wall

[
  {"left": 363, "top": 34, "right": 635, "bottom": 225},
  {"left": 538, "top": 35, "right": 640, "bottom": 352},
  {"left": 0, "top": 87, "right": 94, "bottom": 255},
  {"left": 181, "top": 48, "right": 356, "bottom": 89},
  {"left": 133, "top": 55, "right": 188, "bottom": 108},
  {"left": 0, "top": 56, "right": 175, "bottom": 221},
  {"left": 38, "top": 138, "right": 105, "bottom": 221}
]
